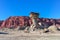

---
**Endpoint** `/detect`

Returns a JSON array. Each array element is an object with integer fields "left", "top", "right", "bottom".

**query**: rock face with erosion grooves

[{"left": 0, "top": 16, "right": 60, "bottom": 29}]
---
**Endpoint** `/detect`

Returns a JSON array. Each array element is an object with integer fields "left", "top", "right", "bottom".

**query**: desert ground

[{"left": 0, "top": 28, "right": 60, "bottom": 40}]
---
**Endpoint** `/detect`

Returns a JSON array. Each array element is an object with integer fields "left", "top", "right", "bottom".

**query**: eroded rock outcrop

[{"left": 0, "top": 16, "right": 60, "bottom": 29}]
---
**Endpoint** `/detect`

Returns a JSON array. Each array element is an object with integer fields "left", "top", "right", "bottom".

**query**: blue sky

[{"left": 0, "top": 0, "right": 60, "bottom": 20}]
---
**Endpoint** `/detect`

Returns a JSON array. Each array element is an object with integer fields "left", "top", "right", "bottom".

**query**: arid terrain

[
  {"left": 0, "top": 29, "right": 60, "bottom": 40},
  {"left": 0, "top": 16, "right": 60, "bottom": 40}
]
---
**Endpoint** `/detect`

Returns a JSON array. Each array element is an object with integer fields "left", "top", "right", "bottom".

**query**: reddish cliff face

[
  {"left": 0, "top": 21, "right": 4, "bottom": 26},
  {"left": 0, "top": 16, "right": 31, "bottom": 28},
  {"left": 0, "top": 16, "right": 60, "bottom": 29}
]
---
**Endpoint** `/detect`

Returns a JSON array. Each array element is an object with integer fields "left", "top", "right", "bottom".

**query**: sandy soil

[{"left": 0, "top": 29, "right": 60, "bottom": 40}]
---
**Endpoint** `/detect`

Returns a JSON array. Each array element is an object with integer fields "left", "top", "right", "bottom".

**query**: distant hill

[{"left": 0, "top": 16, "right": 60, "bottom": 28}]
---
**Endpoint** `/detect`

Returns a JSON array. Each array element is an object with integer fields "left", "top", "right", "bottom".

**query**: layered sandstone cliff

[{"left": 0, "top": 16, "right": 60, "bottom": 29}]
